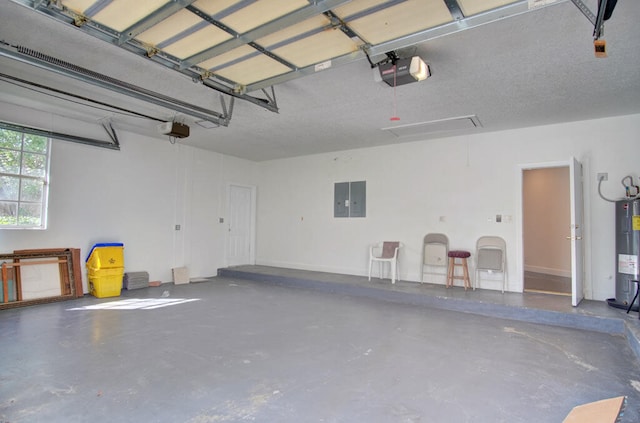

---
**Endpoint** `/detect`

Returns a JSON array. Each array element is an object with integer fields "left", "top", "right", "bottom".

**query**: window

[
  {"left": 0, "top": 128, "right": 51, "bottom": 229},
  {"left": 334, "top": 181, "right": 366, "bottom": 218}
]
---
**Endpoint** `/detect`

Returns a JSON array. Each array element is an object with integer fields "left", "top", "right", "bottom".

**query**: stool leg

[
  {"left": 462, "top": 258, "right": 470, "bottom": 290},
  {"left": 446, "top": 258, "right": 453, "bottom": 288}
]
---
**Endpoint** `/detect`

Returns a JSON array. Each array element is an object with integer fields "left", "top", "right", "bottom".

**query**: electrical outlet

[{"left": 597, "top": 173, "right": 608, "bottom": 181}]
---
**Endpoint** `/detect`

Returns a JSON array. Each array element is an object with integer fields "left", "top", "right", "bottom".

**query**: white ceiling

[{"left": 0, "top": 0, "right": 639, "bottom": 162}]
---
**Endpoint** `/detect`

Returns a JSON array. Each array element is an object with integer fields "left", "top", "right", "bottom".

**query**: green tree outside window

[{"left": 0, "top": 128, "right": 50, "bottom": 229}]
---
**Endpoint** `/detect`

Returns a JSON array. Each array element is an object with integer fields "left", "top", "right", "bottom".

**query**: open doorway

[{"left": 522, "top": 167, "right": 571, "bottom": 295}]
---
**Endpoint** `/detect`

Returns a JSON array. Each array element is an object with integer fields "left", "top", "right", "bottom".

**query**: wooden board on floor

[{"left": 563, "top": 396, "right": 625, "bottom": 423}]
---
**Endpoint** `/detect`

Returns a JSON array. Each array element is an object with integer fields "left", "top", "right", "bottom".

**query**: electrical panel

[{"left": 334, "top": 181, "right": 366, "bottom": 218}]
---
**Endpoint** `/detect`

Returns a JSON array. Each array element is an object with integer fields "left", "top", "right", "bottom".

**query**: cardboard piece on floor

[
  {"left": 172, "top": 267, "right": 190, "bottom": 285},
  {"left": 563, "top": 396, "right": 625, "bottom": 423}
]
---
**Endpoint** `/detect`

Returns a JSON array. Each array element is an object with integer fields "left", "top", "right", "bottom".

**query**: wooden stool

[{"left": 447, "top": 250, "right": 471, "bottom": 290}]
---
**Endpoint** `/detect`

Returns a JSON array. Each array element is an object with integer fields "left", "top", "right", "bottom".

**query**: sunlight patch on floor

[{"left": 67, "top": 298, "right": 200, "bottom": 310}]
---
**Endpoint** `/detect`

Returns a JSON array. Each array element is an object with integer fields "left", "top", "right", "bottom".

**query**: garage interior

[{"left": 1, "top": 0, "right": 640, "bottom": 421}]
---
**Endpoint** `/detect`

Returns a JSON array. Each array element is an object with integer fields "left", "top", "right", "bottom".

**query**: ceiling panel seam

[
  {"left": 184, "top": 5, "right": 237, "bottom": 38},
  {"left": 247, "top": 42, "right": 296, "bottom": 70},
  {"left": 205, "top": 44, "right": 294, "bottom": 74},
  {"left": 339, "top": 0, "right": 408, "bottom": 22},
  {"left": 84, "top": 0, "right": 112, "bottom": 18},
  {"left": 118, "top": 0, "right": 198, "bottom": 45},
  {"left": 261, "top": 25, "right": 333, "bottom": 54},
  {"left": 155, "top": 20, "right": 210, "bottom": 50},
  {"left": 212, "top": 0, "right": 259, "bottom": 21},
  {"left": 245, "top": 48, "right": 363, "bottom": 92}
]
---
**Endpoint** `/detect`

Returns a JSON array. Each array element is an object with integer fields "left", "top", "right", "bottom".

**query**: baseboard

[{"left": 524, "top": 265, "right": 571, "bottom": 278}]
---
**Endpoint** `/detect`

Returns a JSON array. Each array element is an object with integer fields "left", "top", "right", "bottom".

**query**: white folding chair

[
  {"left": 475, "top": 236, "right": 507, "bottom": 292},
  {"left": 421, "top": 233, "right": 448, "bottom": 284}
]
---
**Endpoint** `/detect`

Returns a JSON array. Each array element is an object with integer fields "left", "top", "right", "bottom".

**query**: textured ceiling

[{"left": 0, "top": 0, "right": 639, "bottom": 161}]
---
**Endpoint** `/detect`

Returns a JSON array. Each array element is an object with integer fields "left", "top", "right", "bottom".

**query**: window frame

[{"left": 0, "top": 128, "right": 52, "bottom": 230}]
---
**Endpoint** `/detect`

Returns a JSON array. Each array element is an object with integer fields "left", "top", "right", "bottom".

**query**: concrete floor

[{"left": 2, "top": 267, "right": 640, "bottom": 422}]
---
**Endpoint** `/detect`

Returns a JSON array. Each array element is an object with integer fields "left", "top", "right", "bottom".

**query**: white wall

[
  {"left": 0, "top": 103, "right": 259, "bottom": 291},
  {"left": 256, "top": 113, "right": 640, "bottom": 301},
  {"left": 3, "top": 101, "right": 638, "bottom": 301}
]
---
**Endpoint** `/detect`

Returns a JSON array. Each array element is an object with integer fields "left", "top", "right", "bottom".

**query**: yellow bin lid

[{"left": 86, "top": 243, "right": 124, "bottom": 269}]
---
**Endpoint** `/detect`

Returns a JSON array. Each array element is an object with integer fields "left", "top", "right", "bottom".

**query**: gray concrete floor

[{"left": 2, "top": 269, "right": 640, "bottom": 422}]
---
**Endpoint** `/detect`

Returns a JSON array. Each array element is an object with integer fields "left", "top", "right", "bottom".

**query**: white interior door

[
  {"left": 569, "top": 157, "right": 585, "bottom": 306},
  {"left": 226, "top": 185, "right": 254, "bottom": 267}
]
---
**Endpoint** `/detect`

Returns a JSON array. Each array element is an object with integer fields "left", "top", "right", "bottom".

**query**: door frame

[
  {"left": 225, "top": 183, "right": 257, "bottom": 267},
  {"left": 516, "top": 159, "right": 586, "bottom": 304},
  {"left": 569, "top": 157, "right": 585, "bottom": 306}
]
